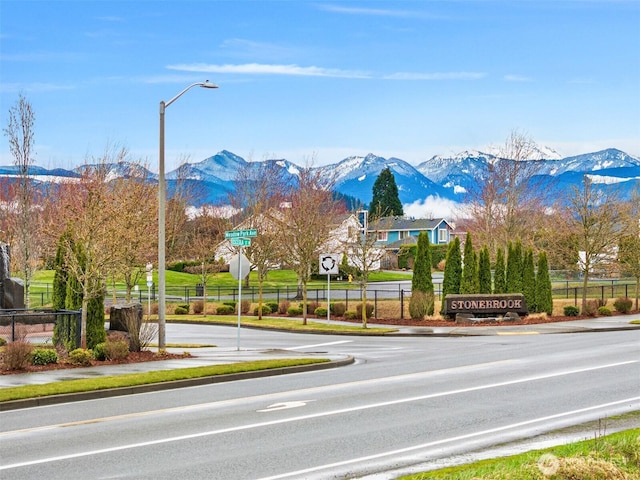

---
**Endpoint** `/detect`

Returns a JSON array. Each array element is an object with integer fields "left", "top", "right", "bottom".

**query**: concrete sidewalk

[{"left": 1, "top": 316, "right": 638, "bottom": 410}]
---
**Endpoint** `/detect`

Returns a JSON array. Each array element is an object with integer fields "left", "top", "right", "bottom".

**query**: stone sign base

[{"left": 444, "top": 293, "right": 528, "bottom": 319}]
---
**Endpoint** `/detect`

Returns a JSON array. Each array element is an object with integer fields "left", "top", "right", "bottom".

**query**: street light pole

[{"left": 158, "top": 81, "right": 217, "bottom": 350}]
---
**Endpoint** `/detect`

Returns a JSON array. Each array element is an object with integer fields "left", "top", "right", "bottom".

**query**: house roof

[{"left": 370, "top": 216, "right": 451, "bottom": 232}]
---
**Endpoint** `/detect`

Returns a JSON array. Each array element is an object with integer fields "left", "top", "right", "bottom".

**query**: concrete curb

[{"left": 0, "top": 356, "right": 355, "bottom": 412}]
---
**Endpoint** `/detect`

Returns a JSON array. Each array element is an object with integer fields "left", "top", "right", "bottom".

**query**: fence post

[
  {"left": 400, "top": 289, "right": 405, "bottom": 319},
  {"left": 345, "top": 289, "right": 349, "bottom": 311},
  {"left": 374, "top": 290, "right": 378, "bottom": 320}
]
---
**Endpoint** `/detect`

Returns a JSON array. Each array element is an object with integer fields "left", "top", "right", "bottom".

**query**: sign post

[
  {"left": 226, "top": 229, "right": 257, "bottom": 350},
  {"left": 145, "top": 263, "right": 153, "bottom": 322},
  {"left": 319, "top": 254, "right": 341, "bottom": 323}
]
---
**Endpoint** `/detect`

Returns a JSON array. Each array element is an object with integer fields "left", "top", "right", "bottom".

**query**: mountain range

[{"left": 1, "top": 148, "right": 639, "bottom": 214}]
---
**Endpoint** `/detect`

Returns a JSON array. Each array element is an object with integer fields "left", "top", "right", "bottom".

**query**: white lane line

[
  {"left": 255, "top": 396, "right": 640, "bottom": 480},
  {"left": 1, "top": 360, "right": 636, "bottom": 471},
  {"left": 286, "top": 340, "right": 353, "bottom": 350}
]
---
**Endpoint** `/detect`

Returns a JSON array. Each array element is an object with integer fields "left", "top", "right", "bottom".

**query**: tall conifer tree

[
  {"left": 478, "top": 245, "right": 492, "bottom": 294},
  {"left": 460, "top": 233, "right": 477, "bottom": 294},
  {"left": 410, "top": 232, "right": 435, "bottom": 317},
  {"left": 535, "top": 251, "right": 553, "bottom": 315},
  {"left": 494, "top": 247, "right": 506, "bottom": 294},
  {"left": 522, "top": 247, "right": 536, "bottom": 311},
  {"left": 441, "top": 237, "right": 462, "bottom": 316},
  {"left": 369, "top": 167, "right": 403, "bottom": 219},
  {"left": 506, "top": 239, "right": 524, "bottom": 293}
]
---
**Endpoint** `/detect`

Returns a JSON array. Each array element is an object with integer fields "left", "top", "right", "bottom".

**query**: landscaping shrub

[
  {"left": 176, "top": 303, "right": 190, "bottom": 313},
  {"left": 192, "top": 300, "right": 204, "bottom": 315},
  {"left": 598, "top": 306, "right": 612, "bottom": 316},
  {"left": 305, "top": 301, "right": 320, "bottom": 314},
  {"left": 2, "top": 341, "right": 33, "bottom": 370},
  {"left": 278, "top": 301, "right": 290, "bottom": 314},
  {"left": 583, "top": 299, "right": 600, "bottom": 317},
  {"left": 0, "top": 337, "right": 6, "bottom": 347},
  {"left": 223, "top": 301, "right": 237, "bottom": 311},
  {"left": 356, "top": 303, "right": 374, "bottom": 319},
  {"left": 174, "top": 306, "right": 189, "bottom": 315},
  {"left": 564, "top": 305, "right": 580, "bottom": 316},
  {"left": 266, "top": 302, "right": 279, "bottom": 313},
  {"left": 216, "top": 305, "right": 234, "bottom": 315},
  {"left": 31, "top": 348, "right": 58, "bottom": 366},
  {"left": 254, "top": 305, "right": 272, "bottom": 316},
  {"left": 613, "top": 297, "right": 633, "bottom": 314},
  {"left": 93, "top": 342, "right": 108, "bottom": 361},
  {"left": 314, "top": 307, "right": 328, "bottom": 317},
  {"left": 287, "top": 306, "right": 303, "bottom": 316},
  {"left": 241, "top": 299, "right": 251, "bottom": 314},
  {"left": 409, "top": 291, "right": 432, "bottom": 320},
  {"left": 105, "top": 338, "right": 129, "bottom": 360},
  {"left": 330, "top": 302, "right": 345, "bottom": 317},
  {"left": 344, "top": 310, "right": 358, "bottom": 320},
  {"left": 68, "top": 348, "right": 93, "bottom": 366}
]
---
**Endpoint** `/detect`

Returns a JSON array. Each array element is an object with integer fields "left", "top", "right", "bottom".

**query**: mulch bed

[{"left": 0, "top": 350, "right": 190, "bottom": 376}]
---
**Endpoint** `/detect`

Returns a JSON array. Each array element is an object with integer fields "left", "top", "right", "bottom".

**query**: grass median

[
  {"left": 167, "top": 314, "right": 398, "bottom": 334},
  {"left": 0, "top": 358, "right": 329, "bottom": 403}
]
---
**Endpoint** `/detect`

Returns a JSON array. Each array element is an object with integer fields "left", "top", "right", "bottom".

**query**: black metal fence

[
  {"left": 24, "top": 279, "right": 639, "bottom": 320},
  {"left": 0, "top": 309, "right": 81, "bottom": 347}
]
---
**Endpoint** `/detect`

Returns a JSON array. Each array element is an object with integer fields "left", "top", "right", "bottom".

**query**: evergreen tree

[
  {"left": 460, "top": 233, "right": 477, "bottom": 294},
  {"left": 522, "top": 247, "right": 536, "bottom": 311},
  {"left": 86, "top": 283, "right": 106, "bottom": 349},
  {"left": 494, "top": 247, "right": 506, "bottom": 294},
  {"left": 478, "top": 245, "right": 492, "bottom": 294},
  {"left": 506, "top": 239, "right": 524, "bottom": 293},
  {"left": 535, "top": 251, "right": 553, "bottom": 315},
  {"left": 440, "top": 237, "right": 462, "bottom": 316},
  {"left": 52, "top": 233, "right": 69, "bottom": 346},
  {"left": 369, "top": 167, "right": 403, "bottom": 219},
  {"left": 410, "top": 232, "right": 434, "bottom": 317}
]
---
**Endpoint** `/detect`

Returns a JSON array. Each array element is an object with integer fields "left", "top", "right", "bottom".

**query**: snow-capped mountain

[
  {"left": 319, "top": 153, "right": 451, "bottom": 205},
  {"left": 2, "top": 148, "right": 639, "bottom": 210}
]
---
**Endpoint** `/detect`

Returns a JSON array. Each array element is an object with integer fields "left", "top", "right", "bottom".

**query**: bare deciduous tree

[
  {"left": 559, "top": 177, "right": 626, "bottom": 313},
  {"left": 228, "top": 160, "right": 288, "bottom": 319},
  {"left": 3, "top": 94, "right": 40, "bottom": 307},
  {"left": 464, "top": 130, "right": 547, "bottom": 255},
  {"left": 278, "top": 167, "right": 345, "bottom": 325}
]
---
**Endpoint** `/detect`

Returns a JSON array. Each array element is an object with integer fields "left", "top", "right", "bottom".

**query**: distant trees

[{"left": 369, "top": 167, "right": 403, "bottom": 220}]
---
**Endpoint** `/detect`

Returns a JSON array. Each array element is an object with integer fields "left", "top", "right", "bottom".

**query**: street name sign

[
  {"left": 225, "top": 229, "right": 258, "bottom": 239},
  {"left": 231, "top": 238, "right": 251, "bottom": 247}
]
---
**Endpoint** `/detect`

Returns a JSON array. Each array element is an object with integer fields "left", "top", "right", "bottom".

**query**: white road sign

[
  {"left": 229, "top": 253, "right": 251, "bottom": 280},
  {"left": 319, "top": 253, "right": 341, "bottom": 275}
]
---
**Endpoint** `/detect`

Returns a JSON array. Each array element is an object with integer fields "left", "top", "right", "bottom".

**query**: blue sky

[{"left": 1, "top": 0, "right": 639, "bottom": 171}]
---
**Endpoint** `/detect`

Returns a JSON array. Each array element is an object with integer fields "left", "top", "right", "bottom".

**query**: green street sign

[
  {"left": 225, "top": 229, "right": 258, "bottom": 239},
  {"left": 231, "top": 238, "right": 251, "bottom": 247}
]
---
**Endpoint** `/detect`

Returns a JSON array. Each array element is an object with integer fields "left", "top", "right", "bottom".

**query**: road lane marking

[
  {"left": 1, "top": 360, "right": 637, "bottom": 471},
  {"left": 255, "top": 395, "right": 640, "bottom": 480},
  {"left": 257, "top": 401, "right": 314, "bottom": 412},
  {"left": 287, "top": 340, "right": 353, "bottom": 350},
  {"left": 497, "top": 331, "right": 539, "bottom": 335}
]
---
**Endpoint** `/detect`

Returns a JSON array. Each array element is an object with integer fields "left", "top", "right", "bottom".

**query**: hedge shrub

[
  {"left": 613, "top": 297, "right": 633, "bottom": 314},
  {"left": 314, "top": 307, "right": 328, "bottom": 317},
  {"left": 287, "top": 306, "right": 303, "bottom": 316},
  {"left": 598, "top": 306, "right": 612, "bottom": 316},
  {"left": 254, "top": 305, "right": 272, "bottom": 316},
  {"left": 330, "top": 302, "right": 346, "bottom": 317},
  {"left": 68, "top": 348, "right": 93, "bottom": 366},
  {"left": 174, "top": 306, "right": 189, "bottom": 315},
  {"left": 32, "top": 348, "right": 58, "bottom": 366},
  {"left": 564, "top": 305, "right": 580, "bottom": 316},
  {"left": 216, "top": 305, "right": 234, "bottom": 315}
]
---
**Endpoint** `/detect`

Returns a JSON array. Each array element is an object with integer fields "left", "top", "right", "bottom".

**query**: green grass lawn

[
  {"left": 400, "top": 428, "right": 640, "bottom": 480},
  {"left": 0, "top": 358, "right": 329, "bottom": 403},
  {"left": 168, "top": 314, "right": 398, "bottom": 334}
]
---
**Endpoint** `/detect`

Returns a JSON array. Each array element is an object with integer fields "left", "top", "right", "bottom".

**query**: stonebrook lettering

[{"left": 443, "top": 293, "right": 528, "bottom": 317}]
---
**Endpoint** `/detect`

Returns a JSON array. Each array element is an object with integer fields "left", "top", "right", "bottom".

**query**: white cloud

[
  {"left": 504, "top": 74, "right": 533, "bottom": 82},
  {"left": 386, "top": 72, "right": 486, "bottom": 80},
  {"left": 403, "top": 196, "right": 460, "bottom": 219},
  {"left": 167, "top": 63, "right": 371, "bottom": 79}
]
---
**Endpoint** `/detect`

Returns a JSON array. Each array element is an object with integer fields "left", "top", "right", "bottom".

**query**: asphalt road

[{"left": 1, "top": 324, "right": 639, "bottom": 479}]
